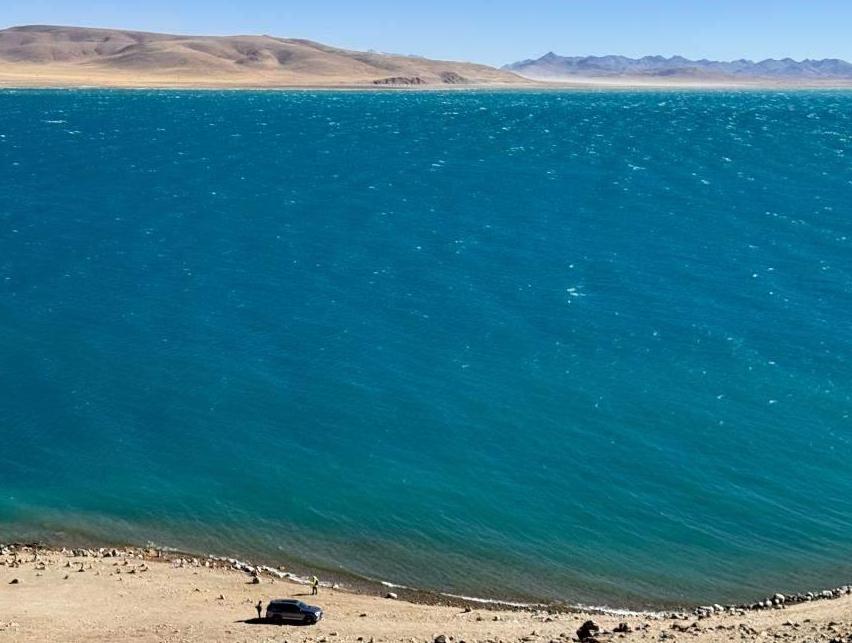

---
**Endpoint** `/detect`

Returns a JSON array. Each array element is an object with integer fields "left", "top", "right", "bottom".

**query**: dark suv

[{"left": 265, "top": 599, "right": 323, "bottom": 624}]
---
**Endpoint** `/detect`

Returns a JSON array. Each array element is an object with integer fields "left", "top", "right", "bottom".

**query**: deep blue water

[{"left": 1, "top": 89, "right": 851, "bottom": 608}]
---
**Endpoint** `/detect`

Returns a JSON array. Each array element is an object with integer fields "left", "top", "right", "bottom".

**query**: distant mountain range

[{"left": 504, "top": 52, "right": 852, "bottom": 81}]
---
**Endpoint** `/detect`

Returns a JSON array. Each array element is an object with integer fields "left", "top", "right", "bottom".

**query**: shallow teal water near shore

[{"left": 1, "top": 89, "right": 851, "bottom": 608}]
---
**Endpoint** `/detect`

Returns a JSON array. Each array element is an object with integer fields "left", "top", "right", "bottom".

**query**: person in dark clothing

[{"left": 256, "top": 600, "right": 263, "bottom": 619}]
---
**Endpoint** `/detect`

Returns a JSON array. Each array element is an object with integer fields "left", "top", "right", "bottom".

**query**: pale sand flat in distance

[
  {"left": 1, "top": 547, "right": 851, "bottom": 642},
  {"left": 4, "top": 63, "right": 850, "bottom": 90},
  {"left": 525, "top": 76, "right": 852, "bottom": 89}
]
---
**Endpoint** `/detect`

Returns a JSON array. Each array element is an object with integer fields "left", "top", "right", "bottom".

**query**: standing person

[
  {"left": 256, "top": 600, "right": 263, "bottom": 619},
  {"left": 311, "top": 576, "right": 319, "bottom": 595}
]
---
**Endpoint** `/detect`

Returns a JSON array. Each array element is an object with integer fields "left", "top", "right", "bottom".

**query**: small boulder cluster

[
  {"left": 576, "top": 620, "right": 601, "bottom": 642},
  {"left": 693, "top": 585, "right": 852, "bottom": 619},
  {"left": 574, "top": 620, "right": 643, "bottom": 642}
]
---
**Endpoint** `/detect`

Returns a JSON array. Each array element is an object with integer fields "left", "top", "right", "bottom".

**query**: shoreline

[
  {"left": 5, "top": 538, "right": 851, "bottom": 618},
  {"left": 2, "top": 542, "right": 851, "bottom": 642},
  {"left": 0, "top": 539, "right": 560, "bottom": 614},
  {"left": 2, "top": 78, "right": 852, "bottom": 91}
]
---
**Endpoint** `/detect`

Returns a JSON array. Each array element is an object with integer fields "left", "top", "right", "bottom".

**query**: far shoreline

[{"left": 3, "top": 78, "right": 852, "bottom": 92}]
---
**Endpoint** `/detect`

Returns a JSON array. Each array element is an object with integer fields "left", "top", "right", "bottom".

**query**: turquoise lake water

[{"left": 1, "top": 89, "right": 851, "bottom": 609}]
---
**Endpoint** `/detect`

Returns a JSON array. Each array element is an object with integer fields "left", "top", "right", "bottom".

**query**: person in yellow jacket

[{"left": 311, "top": 575, "right": 319, "bottom": 595}]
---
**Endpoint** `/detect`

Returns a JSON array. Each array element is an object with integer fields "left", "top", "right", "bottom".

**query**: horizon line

[{"left": 2, "top": 23, "right": 851, "bottom": 69}]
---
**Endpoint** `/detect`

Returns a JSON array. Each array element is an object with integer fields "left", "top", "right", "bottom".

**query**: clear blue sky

[{"left": 5, "top": 0, "right": 852, "bottom": 66}]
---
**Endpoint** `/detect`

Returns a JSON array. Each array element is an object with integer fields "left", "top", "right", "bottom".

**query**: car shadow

[{"left": 236, "top": 618, "right": 314, "bottom": 627}]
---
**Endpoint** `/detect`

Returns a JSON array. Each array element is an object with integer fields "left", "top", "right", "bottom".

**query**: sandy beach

[{"left": 1, "top": 544, "right": 850, "bottom": 642}]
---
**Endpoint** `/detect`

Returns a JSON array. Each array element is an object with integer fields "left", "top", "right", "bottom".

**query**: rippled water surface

[{"left": 1, "top": 89, "right": 851, "bottom": 608}]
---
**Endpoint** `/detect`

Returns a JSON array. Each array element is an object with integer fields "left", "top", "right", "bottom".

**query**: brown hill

[{"left": 0, "top": 25, "right": 525, "bottom": 87}]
